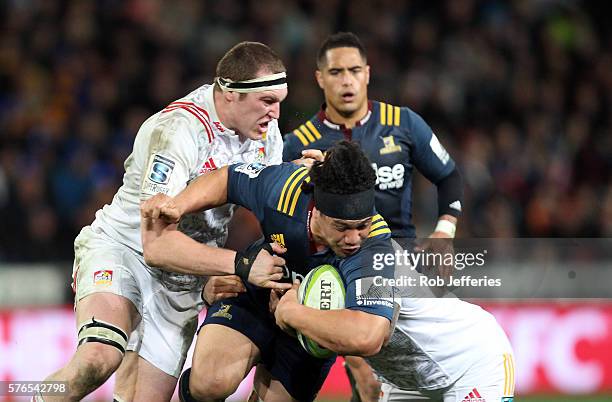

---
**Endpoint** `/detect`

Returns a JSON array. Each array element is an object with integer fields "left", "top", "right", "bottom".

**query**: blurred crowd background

[{"left": 1, "top": 0, "right": 610, "bottom": 262}]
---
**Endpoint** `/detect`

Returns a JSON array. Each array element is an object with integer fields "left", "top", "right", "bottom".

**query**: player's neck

[
  {"left": 325, "top": 102, "right": 368, "bottom": 129},
  {"left": 213, "top": 89, "right": 233, "bottom": 131}
]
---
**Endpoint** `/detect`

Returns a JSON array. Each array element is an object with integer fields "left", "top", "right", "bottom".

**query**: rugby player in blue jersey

[
  {"left": 283, "top": 32, "right": 464, "bottom": 402},
  {"left": 141, "top": 141, "right": 398, "bottom": 402},
  {"left": 284, "top": 32, "right": 462, "bottom": 250}
]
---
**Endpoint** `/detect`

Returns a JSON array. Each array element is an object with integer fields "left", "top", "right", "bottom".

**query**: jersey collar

[
  {"left": 204, "top": 84, "right": 233, "bottom": 135},
  {"left": 317, "top": 101, "right": 373, "bottom": 130},
  {"left": 306, "top": 200, "right": 325, "bottom": 255}
]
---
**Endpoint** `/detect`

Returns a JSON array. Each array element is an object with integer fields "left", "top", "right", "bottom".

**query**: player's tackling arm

[
  {"left": 140, "top": 166, "right": 234, "bottom": 274},
  {"left": 141, "top": 208, "right": 288, "bottom": 286},
  {"left": 140, "top": 166, "right": 289, "bottom": 288},
  {"left": 141, "top": 217, "right": 237, "bottom": 275},
  {"left": 142, "top": 167, "right": 230, "bottom": 222},
  {"left": 274, "top": 284, "right": 389, "bottom": 356}
]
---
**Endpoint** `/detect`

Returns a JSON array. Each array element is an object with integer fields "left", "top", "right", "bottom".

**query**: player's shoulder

[
  {"left": 339, "top": 214, "right": 393, "bottom": 262},
  {"left": 337, "top": 215, "right": 394, "bottom": 279},
  {"left": 231, "top": 161, "right": 306, "bottom": 185},
  {"left": 231, "top": 162, "right": 310, "bottom": 215},
  {"left": 372, "top": 100, "right": 429, "bottom": 135},
  {"left": 271, "top": 163, "right": 311, "bottom": 216},
  {"left": 367, "top": 213, "right": 392, "bottom": 240},
  {"left": 285, "top": 114, "right": 324, "bottom": 148},
  {"left": 359, "top": 214, "right": 393, "bottom": 256},
  {"left": 156, "top": 86, "right": 216, "bottom": 142}
]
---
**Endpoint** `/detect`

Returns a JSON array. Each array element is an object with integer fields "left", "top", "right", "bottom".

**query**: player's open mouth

[
  {"left": 257, "top": 122, "right": 269, "bottom": 132},
  {"left": 341, "top": 92, "right": 355, "bottom": 101},
  {"left": 341, "top": 247, "right": 359, "bottom": 255}
]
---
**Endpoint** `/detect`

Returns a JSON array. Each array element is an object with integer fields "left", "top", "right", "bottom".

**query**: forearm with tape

[{"left": 234, "top": 242, "right": 274, "bottom": 282}]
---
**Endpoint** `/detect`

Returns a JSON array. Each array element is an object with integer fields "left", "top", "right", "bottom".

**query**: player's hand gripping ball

[{"left": 297, "top": 264, "right": 346, "bottom": 358}]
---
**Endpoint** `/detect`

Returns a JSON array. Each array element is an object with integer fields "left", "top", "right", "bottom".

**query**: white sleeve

[
  {"left": 265, "top": 120, "right": 284, "bottom": 165},
  {"left": 140, "top": 114, "right": 202, "bottom": 200}
]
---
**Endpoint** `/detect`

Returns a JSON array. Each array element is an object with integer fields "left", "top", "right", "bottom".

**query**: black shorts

[{"left": 202, "top": 294, "right": 335, "bottom": 402}]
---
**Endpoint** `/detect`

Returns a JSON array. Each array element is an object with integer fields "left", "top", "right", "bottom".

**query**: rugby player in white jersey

[
  {"left": 273, "top": 245, "right": 516, "bottom": 402},
  {"left": 39, "top": 42, "right": 293, "bottom": 402}
]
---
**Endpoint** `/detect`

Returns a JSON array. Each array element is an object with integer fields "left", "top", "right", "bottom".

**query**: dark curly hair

[{"left": 309, "top": 140, "right": 376, "bottom": 195}]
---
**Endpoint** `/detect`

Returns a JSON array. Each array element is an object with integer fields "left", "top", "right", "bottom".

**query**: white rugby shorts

[
  {"left": 379, "top": 351, "right": 515, "bottom": 402},
  {"left": 72, "top": 226, "right": 205, "bottom": 377}
]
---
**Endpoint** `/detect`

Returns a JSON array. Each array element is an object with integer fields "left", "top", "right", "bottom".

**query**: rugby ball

[{"left": 297, "top": 264, "right": 346, "bottom": 358}]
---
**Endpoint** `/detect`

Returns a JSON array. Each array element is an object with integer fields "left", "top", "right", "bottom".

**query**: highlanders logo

[
  {"left": 211, "top": 303, "right": 233, "bottom": 319},
  {"left": 379, "top": 136, "right": 401, "bottom": 155}
]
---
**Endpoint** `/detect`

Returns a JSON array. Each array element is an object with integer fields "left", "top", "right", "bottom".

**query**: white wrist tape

[{"left": 434, "top": 220, "right": 456, "bottom": 238}]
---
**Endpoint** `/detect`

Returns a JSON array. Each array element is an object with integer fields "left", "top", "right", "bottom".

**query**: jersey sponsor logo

[
  {"left": 449, "top": 200, "right": 462, "bottom": 212},
  {"left": 149, "top": 155, "right": 176, "bottom": 184},
  {"left": 234, "top": 162, "right": 267, "bottom": 178},
  {"left": 211, "top": 303, "right": 233, "bottom": 319},
  {"left": 270, "top": 233, "right": 285, "bottom": 248},
  {"left": 354, "top": 279, "right": 394, "bottom": 307},
  {"left": 355, "top": 296, "right": 394, "bottom": 308},
  {"left": 142, "top": 181, "right": 170, "bottom": 195},
  {"left": 461, "top": 388, "right": 485, "bottom": 402},
  {"left": 93, "top": 270, "right": 113, "bottom": 286},
  {"left": 379, "top": 136, "right": 402, "bottom": 155},
  {"left": 372, "top": 163, "right": 405, "bottom": 190},
  {"left": 429, "top": 133, "right": 450, "bottom": 165},
  {"left": 199, "top": 157, "right": 218, "bottom": 174},
  {"left": 256, "top": 147, "right": 266, "bottom": 162}
]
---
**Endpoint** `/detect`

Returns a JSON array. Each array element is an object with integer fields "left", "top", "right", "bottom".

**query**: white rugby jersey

[
  {"left": 91, "top": 84, "right": 283, "bottom": 253},
  {"left": 366, "top": 296, "right": 512, "bottom": 392}
]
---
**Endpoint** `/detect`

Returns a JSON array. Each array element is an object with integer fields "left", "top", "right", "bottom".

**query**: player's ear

[
  {"left": 312, "top": 206, "right": 321, "bottom": 220},
  {"left": 315, "top": 70, "right": 324, "bottom": 89},
  {"left": 365, "top": 65, "right": 370, "bottom": 85},
  {"left": 223, "top": 90, "right": 237, "bottom": 103}
]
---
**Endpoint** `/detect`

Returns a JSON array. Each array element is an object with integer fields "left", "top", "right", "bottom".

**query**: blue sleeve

[
  {"left": 406, "top": 109, "right": 456, "bottom": 183},
  {"left": 340, "top": 235, "right": 396, "bottom": 321},
  {"left": 282, "top": 133, "right": 304, "bottom": 162},
  {"left": 227, "top": 162, "right": 275, "bottom": 221}
]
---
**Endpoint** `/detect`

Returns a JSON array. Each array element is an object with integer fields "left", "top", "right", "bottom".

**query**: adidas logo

[
  {"left": 449, "top": 200, "right": 462, "bottom": 211},
  {"left": 462, "top": 388, "right": 485, "bottom": 402}
]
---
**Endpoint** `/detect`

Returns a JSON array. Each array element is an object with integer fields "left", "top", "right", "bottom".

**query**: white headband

[{"left": 215, "top": 72, "right": 287, "bottom": 93}]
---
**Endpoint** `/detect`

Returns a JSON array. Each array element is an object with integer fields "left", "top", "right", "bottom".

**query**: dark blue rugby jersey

[
  {"left": 283, "top": 101, "right": 456, "bottom": 238},
  {"left": 227, "top": 161, "right": 396, "bottom": 320}
]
